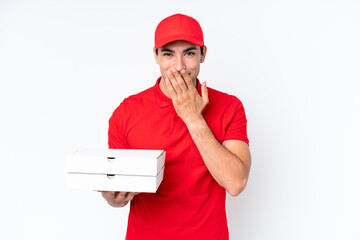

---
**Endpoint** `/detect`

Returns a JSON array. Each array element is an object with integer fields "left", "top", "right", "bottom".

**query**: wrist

[{"left": 184, "top": 115, "right": 207, "bottom": 131}]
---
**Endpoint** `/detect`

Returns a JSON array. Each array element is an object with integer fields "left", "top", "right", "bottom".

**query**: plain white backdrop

[{"left": 0, "top": 0, "right": 359, "bottom": 239}]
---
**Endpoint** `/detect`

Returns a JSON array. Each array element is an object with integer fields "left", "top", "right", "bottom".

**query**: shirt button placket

[{"left": 171, "top": 112, "right": 179, "bottom": 135}]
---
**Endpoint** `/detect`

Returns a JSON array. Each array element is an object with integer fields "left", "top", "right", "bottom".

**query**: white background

[{"left": 1, "top": 0, "right": 359, "bottom": 239}]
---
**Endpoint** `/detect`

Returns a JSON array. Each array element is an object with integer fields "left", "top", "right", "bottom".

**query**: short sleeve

[
  {"left": 108, "top": 103, "right": 130, "bottom": 149},
  {"left": 223, "top": 98, "right": 249, "bottom": 145}
]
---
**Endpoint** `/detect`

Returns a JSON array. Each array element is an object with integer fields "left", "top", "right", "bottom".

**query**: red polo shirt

[{"left": 108, "top": 77, "right": 248, "bottom": 240}]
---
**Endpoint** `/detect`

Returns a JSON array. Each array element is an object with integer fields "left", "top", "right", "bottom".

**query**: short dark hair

[{"left": 155, "top": 46, "right": 204, "bottom": 56}]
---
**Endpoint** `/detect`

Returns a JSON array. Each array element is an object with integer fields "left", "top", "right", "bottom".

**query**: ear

[
  {"left": 153, "top": 47, "right": 160, "bottom": 65},
  {"left": 200, "top": 45, "right": 207, "bottom": 63}
]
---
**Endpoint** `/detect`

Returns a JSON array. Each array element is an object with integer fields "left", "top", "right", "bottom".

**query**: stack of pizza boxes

[{"left": 66, "top": 149, "right": 165, "bottom": 193}]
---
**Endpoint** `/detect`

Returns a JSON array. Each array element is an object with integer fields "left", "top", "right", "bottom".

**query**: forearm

[{"left": 185, "top": 117, "right": 249, "bottom": 196}]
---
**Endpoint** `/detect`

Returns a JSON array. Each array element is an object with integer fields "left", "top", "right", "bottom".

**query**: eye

[
  {"left": 162, "top": 52, "right": 172, "bottom": 57},
  {"left": 185, "top": 51, "right": 195, "bottom": 56}
]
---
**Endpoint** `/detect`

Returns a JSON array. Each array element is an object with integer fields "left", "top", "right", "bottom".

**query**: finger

[
  {"left": 102, "top": 191, "right": 116, "bottom": 199},
  {"left": 172, "top": 69, "right": 187, "bottom": 92},
  {"left": 101, "top": 191, "right": 107, "bottom": 198},
  {"left": 118, "top": 201, "right": 129, "bottom": 207},
  {"left": 180, "top": 69, "right": 193, "bottom": 88},
  {"left": 167, "top": 70, "right": 183, "bottom": 95},
  {"left": 201, "top": 81, "right": 209, "bottom": 105},
  {"left": 165, "top": 77, "right": 177, "bottom": 97},
  {"left": 124, "top": 192, "right": 137, "bottom": 201},
  {"left": 115, "top": 191, "right": 127, "bottom": 201},
  {"left": 109, "top": 199, "right": 129, "bottom": 208},
  {"left": 102, "top": 191, "right": 117, "bottom": 202}
]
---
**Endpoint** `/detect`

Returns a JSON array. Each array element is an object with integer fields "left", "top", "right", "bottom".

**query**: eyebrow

[
  {"left": 160, "top": 47, "right": 198, "bottom": 53},
  {"left": 183, "top": 47, "right": 197, "bottom": 52},
  {"left": 160, "top": 48, "right": 174, "bottom": 53}
]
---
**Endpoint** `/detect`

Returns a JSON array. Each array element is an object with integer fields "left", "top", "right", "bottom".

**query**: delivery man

[{"left": 101, "top": 13, "right": 251, "bottom": 240}]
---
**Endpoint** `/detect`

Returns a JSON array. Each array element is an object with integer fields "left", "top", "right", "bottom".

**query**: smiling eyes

[{"left": 162, "top": 52, "right": 196, "bottom": 57}]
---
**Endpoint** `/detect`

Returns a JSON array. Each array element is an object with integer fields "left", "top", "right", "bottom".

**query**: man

[{"left": 101, "top": 13, "right": 251, "bottom": 239}]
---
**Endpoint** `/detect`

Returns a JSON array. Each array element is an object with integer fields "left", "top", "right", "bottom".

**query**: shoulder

[
  {"left": 122, "top": 86, "right": 155, "bottom": 106},
  {"left": 118, "top": 85, "right": 155, "bottom": 108},
  {"left": 206, "top": 86, "right": 245, "bottom": 111},
  {"left": 110, "top": 85, "right": 155, "bottom": 120}
]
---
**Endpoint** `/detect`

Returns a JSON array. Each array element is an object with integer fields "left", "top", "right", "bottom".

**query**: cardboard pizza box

[{"left": 66, "top": 149, "right": 165, "bottom": 193}]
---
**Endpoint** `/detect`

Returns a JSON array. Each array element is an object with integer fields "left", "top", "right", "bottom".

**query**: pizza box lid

[{"left": 66, "top": 149, "right": 165, "bottom": 176}]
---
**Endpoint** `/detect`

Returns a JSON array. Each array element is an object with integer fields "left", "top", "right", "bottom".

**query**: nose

[{"left": 174, "top": 54, "right": 185, "bottom": 71}]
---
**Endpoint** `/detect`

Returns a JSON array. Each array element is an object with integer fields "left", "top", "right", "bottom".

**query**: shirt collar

[{"left": 153, "top": 76, "right": 202, "bottom": 108}]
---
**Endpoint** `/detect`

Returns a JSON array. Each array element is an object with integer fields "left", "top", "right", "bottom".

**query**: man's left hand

[{"left": 165, "top": 69, "right": 209, "bottom": 124}]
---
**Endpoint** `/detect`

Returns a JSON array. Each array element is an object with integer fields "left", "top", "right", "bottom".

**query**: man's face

[{"left": 154, "top": 40, "right": 207, "bottom": 84}]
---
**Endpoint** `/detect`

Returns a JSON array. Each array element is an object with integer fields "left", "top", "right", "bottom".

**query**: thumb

[{"left": 201, "top": 81, "right": 209, "bottom": 105}]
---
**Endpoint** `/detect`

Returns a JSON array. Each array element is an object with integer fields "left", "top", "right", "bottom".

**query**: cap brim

[{"left": 155, "top": 34, "right": 203, "bottom": 49}]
